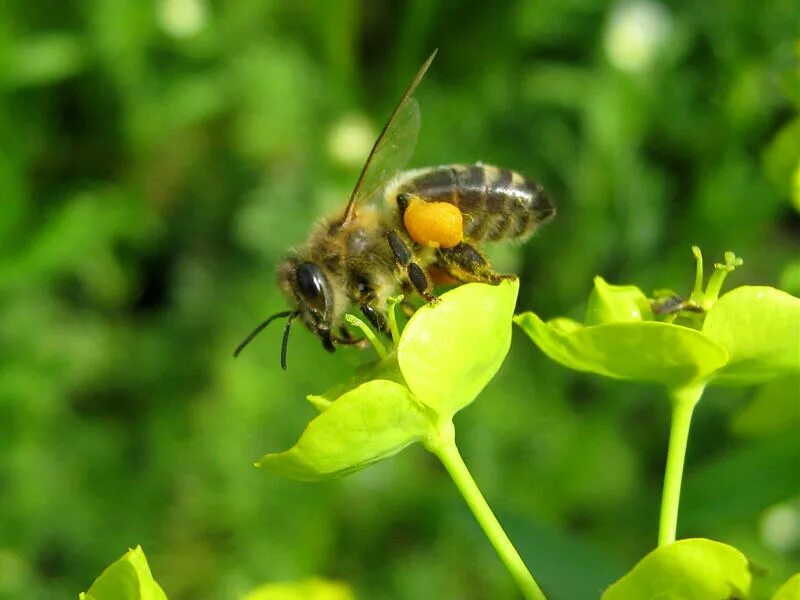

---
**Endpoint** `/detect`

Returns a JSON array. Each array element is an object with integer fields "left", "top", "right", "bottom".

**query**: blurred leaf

[
  {"left": 0, "top": 190, "right": 149, "bottom": 292},
  {"left": 703, "top": 287, "right": 800, "bottom": 385},
  {"left": 601, "top": 538, "right": 752, "bottom": 600},
  {"left": 584, "top": 276, "right": 653, "bottom": 325},
  {"left": 79, "top": 546, "right": 167, "bottom": 600},
  {"left": 231, "top": 43, "right": 316, "bottom": 161},
  {"left": 681, "top": 432, "right": 800, "bottom": 529},
  {"left": 497, "top": 510, "right": 628, "bottom": 598},
  {"left": 772, "top": 573, "right": 800, "bottom": 600},
  {"left": 514, "top": 314, "right": 729, "bottom": 388},
  {"left": 5, "top": 33, "right": 87, "bottom": 87},
  {"left": 780, "top": 259, "right": 800, "bottom": 297},
  {"left": 763, "top": 118, "right": 800, "bottom": 208},
  {"left": 398, "top": 279, "right": 518, "bottom": 419},
  {"left": 257, "top": 380, "right": 432, "bottom": 481},
  {"left": 794, "top": 161, "right": 800, "bottom": 213},
  {"left": 730, "top": 375, "right": 800, "bottom": 438},
  {"left": 243, "top": 578, "right": 354, "bottom": 600}
]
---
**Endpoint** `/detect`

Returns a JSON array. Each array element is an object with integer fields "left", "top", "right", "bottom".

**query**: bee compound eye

[{"left": 294, "top": 262, "right": 328, "bottom": 313}]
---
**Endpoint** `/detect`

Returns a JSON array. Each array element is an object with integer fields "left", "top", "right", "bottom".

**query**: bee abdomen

[{"left": 396, "top": 164, "right": 555, "bottom": 241}]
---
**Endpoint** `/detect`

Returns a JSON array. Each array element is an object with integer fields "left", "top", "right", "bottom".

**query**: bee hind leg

[
  {"left": 435, "top": 242, "right": 513, "bottom": 285},
  {"left": 387, "top": 230, "right": 437, "bottom": 302}
]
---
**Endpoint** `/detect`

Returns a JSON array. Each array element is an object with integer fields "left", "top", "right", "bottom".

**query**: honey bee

[{"left": 235, "top": 50, "right": 555, "bottom": 368}]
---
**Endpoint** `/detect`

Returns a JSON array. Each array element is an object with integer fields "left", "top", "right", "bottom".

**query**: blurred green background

[{"left": 1, "top": 0, "right": 798, "bottom": 598}]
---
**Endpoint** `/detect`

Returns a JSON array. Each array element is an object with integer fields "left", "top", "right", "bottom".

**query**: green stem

[
  {"left": 386, "top": 295, "right": 404, "bottom": 345},
  {"left": 658, "top": 383, "right": 705, "bottom": 547},
  {"left": 426, "top": 420, "right": 547, "bottom": 600},
  {"left": 703, "top": 251, "right": 742, "bottom": 307},
  {"left": 690, "top": 245, "right": 704, "bottom": 304},
  {"left": 344, "top": 314, "right": 386, "bottom": 358}
]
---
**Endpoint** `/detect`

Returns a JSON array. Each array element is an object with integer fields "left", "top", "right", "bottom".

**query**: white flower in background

[
  {"left": 760, "top": 502, "right": 800, "bottom": 554},
  {"left": 158, "top": 0, "right": 208, "bottom": 39},
  {"left": 326, "top": 113, "right": 375, "bottom": 169},
  {"left": 604, "top": 0, "right": 672, "bottom": 73}
]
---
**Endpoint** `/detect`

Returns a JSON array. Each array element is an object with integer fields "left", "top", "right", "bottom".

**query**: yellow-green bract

[
  {"left": 602, "top": 538, "right": 752, "bottom": 600},
  {"left": 772, "top": 573, "right": 800, "bottom": 600},
  {"left": 79, "top": 546, "right": 167, "bottom": 600}
]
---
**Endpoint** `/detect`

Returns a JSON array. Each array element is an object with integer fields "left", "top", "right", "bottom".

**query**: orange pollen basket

[{"left": 403, "top": 199, "right": 464, "bottom": 249}]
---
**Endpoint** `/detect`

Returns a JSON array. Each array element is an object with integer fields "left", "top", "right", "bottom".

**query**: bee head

[{"left": 279, "top": 258, "right": 336, "bottom": 353}]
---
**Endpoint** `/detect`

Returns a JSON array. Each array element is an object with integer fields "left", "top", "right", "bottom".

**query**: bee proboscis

[{"left": 235, "top": 50, "right": 555, "bottom": 368}]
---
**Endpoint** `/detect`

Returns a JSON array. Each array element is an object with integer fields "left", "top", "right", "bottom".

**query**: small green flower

[
  {"left": 258, "top": 279, "right": 519, "bottom": 480},
  {"left": 514, "top": 247, "right": 800, "bottom": 548},
  {"left": 515, "top": 248, "right": 800, "bottom": 390}
]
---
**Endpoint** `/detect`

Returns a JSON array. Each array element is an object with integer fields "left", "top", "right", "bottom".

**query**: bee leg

[
  {"left": 396, "top": 193, "right": 411, "bottom": 217},
  {"left": 360, "top": 303, "right": 390, "bottom": 335},
  {"left": 435, "top": 242, "right": 513, "bottom": 284},
  {"left": 387, "top": 230, "right": 436, "bottom": 302},
  {"left": 396, "top": 282, "right": 420, "bottom": 317},
  {"left": 338, "top": 324, "right": 354, "bottom": 341},
  {"left": 336, "top": 324, "right": 361, "bottom": 344}
]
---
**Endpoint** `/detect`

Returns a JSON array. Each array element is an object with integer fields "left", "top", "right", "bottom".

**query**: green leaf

[
  {"left": 257, "top": 380, "right": 432, "bottom": 480},
  {"left": 79, "top": 546, "right": 167, "bottom": 600},
  {"left": 397, "top": 279, "right": 518, "bottom": 419},
  {"left": 763, "top": 118, "right": 800, "bottom": 209},
  {"left": 514, "top": 314, "right": 729, "bottom": 388},
  {"left": 772, "top": 573, "right": 800, "bottom": 600},
  {"left": 6, "top": 33, "right": 87, "bottom": 88},
  {"left": 601, "top": 538, "right": 752, "bottom": 600},
  {"left": 584, "top": 276, "right": 653, "bottom": 325},
  {"left": 243, "top": 578, "right": 354, "bottom": 600},
  {"left": 703, "top": 286, "right": 800, "bottom": 385}
]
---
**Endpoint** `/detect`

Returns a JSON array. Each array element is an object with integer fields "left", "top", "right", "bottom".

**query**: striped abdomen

[{"left": 391, "top": 164, "right": 555, "bottom": 241}]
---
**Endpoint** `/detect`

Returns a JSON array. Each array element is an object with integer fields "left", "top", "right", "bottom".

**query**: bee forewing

[{"left": 342, "top": 50, "right": 437, "bottom": 224}]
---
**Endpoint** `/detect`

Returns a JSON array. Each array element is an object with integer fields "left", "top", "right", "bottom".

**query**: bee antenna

[
  {"left": 233, "top": 310, "right": 296, "bottom": 358},
  {"left": 280, "top": 312, "right": 299, "bottom": 370}
]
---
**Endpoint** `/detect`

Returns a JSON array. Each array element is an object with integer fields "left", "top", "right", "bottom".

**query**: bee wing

[{"left": 341, "top": 50, "right": 437, "bottom": 225}]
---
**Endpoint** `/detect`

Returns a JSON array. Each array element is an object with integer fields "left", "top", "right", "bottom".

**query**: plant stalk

[
  {"left": 426, "top": 420, "right": 547, "bottom": 600},
  {"left": 658, "top": 383, "right": 705, "bottom": 547}
]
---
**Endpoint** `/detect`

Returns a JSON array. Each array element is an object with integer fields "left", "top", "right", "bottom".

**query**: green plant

[
  {"left": 515, "top": 248, "right": 800, "bottom": 595},
  {"left": 78, "top": 250, "right": 799, "bottom": 599},
  {"left": 515, "top": 248, "right": 800, "bottom": 548}
]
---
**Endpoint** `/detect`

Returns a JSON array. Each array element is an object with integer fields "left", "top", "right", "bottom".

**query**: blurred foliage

[{"left": 0, "top": 0, "right": 798, "bottom": 599}]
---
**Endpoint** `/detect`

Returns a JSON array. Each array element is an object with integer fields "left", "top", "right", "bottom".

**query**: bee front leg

[
  {"left": 397, "top": 284, "right": 418, "bottom": 318},
  {"left": 360, "top": 303, "right": 390, "bottom": 335},
  {"left": 334, "top": 324, "right": 364, "bottom": 345},
  {"left": 435, "top": 242, "right": 513, "bottom": 285},
  {"left": 387, "top": 230, "right": 436, "bottom": 302}
]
